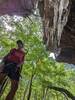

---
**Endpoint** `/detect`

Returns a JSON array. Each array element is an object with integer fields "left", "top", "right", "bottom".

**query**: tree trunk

[
  {"left": 27, "top": 73, "right": 34, "bottom": 100},
  {"left": 42, "top": 88, "right": 48, "bottom": 100},
  {"left": 22, "top": 80, "right": 30, "bottom": 100}
]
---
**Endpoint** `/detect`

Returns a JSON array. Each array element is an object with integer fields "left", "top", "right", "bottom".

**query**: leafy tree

[{"left": 0, "top": 16, "right": 75, "bottom": 100}]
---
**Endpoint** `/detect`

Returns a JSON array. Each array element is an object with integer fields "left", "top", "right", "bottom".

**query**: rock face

[
  {"left": 60, "top": 0, "right": 75, "bottom": 48},
  {"left": 0, "top": 0, "right": 37, "bottom": 16},
  {"left": 57, "top": 0, "right": 75, "bottom": 64},
  {"left": 38, "top": 0, "right": 70, "bottom": 51},
  {"left": 38, "top": 0, "right": 75, "bottom": 64},
  {"left": 38, "top": 0, "right": 54, "bottom": 51}
]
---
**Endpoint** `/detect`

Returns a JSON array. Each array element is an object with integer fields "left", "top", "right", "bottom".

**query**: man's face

[{"left": 17, "top": 43, "right": 23, "bottom": 49}]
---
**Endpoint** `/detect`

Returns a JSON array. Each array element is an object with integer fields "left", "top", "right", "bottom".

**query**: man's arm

[
  {"left": 16, "top": 62, "right": 24, "bottom": 73},
  {"left": 16, "top": 53, "right": 25, "bottom": 73}
]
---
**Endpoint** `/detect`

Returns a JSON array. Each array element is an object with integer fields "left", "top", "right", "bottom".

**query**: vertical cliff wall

[{"left": 38, "top": 0, "right": 70, "bottom": 51}]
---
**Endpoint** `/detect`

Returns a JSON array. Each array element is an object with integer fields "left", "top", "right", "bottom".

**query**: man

[{"left": 0, "top": 40, "right": 25, "bottom": 100}]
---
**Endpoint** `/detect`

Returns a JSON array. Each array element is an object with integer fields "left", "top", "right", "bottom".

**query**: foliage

[{"left": 0, "top": 15, "right": 75, "bottom": 100}]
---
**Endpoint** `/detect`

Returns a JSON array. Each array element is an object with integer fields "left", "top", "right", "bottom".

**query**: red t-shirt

[{"left": 6, "top": 48, "right": 25, "bottom": 64}]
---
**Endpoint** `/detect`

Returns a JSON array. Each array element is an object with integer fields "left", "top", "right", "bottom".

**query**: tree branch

[{"left": 48, "top": 85, "right": 75, "bottom": 100}]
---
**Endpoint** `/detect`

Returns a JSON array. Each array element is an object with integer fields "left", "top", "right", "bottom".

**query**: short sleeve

[{"left": 10, "top": 48, "right": 16, "bottom": 54}]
